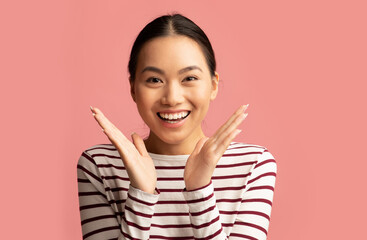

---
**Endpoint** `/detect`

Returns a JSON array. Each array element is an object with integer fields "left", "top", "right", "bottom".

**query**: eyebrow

[{"left": 141, "top": 65, "right": 203, "bottom": 75}]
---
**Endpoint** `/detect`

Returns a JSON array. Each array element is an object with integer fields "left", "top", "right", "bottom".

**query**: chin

[{"left": 157, "top": 133, "right": 187, "bottom": 145}]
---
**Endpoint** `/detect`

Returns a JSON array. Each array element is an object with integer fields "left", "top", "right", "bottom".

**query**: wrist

[
  {"left": 185, "top": 178, "right": 212, "bottom": 191},
  {"left": 130, "top": 183, "right": 156, "bottom": 194},
  {"left": 184, "top": 180, "right": 212, "bottom": 192}
]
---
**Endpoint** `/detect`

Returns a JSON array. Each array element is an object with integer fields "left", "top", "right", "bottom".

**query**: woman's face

[{"left": 130, "top": 35, "right": 219, "bottom": 145}]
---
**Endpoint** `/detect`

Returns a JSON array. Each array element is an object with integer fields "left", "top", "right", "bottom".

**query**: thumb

[
  {"left": 131, "top": 132, "right": 149, "bottom": 157},
  {"left": 193, "top": 136, "right": 209, "bottom": 155}
]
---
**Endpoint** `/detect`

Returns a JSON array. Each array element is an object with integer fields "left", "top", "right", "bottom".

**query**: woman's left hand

[{"left": 184, "top": 104, "right": 249, "bottom": 191}]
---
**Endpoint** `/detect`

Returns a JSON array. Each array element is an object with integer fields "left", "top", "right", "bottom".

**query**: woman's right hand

[{"left": 90, "top": 106, "right": 157, "bottom": 194}]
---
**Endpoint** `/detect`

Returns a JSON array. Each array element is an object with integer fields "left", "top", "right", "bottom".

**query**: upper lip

[{"left": 157, "top": 109, "right": 190, "bottom": 114}]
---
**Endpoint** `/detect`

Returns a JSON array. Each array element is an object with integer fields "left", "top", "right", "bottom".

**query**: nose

[{"left": 160, "top": 81, "right": 185, "bottom": 106}]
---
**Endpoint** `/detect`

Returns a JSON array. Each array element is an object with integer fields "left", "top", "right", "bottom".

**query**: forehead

[{"left": 136, "top": 35, "right": 209, "bottom": 74}]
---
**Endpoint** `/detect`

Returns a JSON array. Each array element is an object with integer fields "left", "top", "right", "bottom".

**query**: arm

[
  {"left": 77, "top": 151, "right": 159, "bottom": 240},
  {"left": 182, "top": 181, "right": 228, "bottom": 240},
  {"left": 182, "top": 149, "right": 277, "bottom": 240},
  {"left": 229, "top": 149, "right": 277, "bottom": 239}
]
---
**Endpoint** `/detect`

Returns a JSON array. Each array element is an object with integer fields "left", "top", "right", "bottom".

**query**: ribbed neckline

[
  {"left": 147, "top": 152, "right": 190, "bottom": 161},
  {"left": 146, "top": 142, "right": 240, "bottom": 161}
]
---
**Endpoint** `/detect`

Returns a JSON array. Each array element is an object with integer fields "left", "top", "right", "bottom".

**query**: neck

[{"left": 144, "top": 126, "right": 206, "bottom": 155}]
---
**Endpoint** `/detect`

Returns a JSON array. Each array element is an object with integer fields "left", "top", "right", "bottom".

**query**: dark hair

[{"left": 128, "top": 12, "right": 216, "bottom": 82}]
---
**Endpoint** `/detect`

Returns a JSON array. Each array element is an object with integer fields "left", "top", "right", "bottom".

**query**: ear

[
  {"left": 210, "top": 71, "right": 219, "bottom": 101},
  {"left": 129, "top": 76, "right": 136, "bottom": 102}
]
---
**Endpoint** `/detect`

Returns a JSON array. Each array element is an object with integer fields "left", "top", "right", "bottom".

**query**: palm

[
  {"left": 91, "top": 106, "right": 157, "bottom": 194},
  {"left": 117, "top": 140, "right": 157, "bottom": 193},
  {"left": 184, "top": 138, "right": 214, "bottom": 190},
  {"left": 184, "top": 105, "right": 249, "bottom": 191}
]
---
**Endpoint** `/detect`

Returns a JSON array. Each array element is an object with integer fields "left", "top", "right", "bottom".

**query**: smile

[{"left": 157, "top": 111, "right": 190, "bottom": 123}]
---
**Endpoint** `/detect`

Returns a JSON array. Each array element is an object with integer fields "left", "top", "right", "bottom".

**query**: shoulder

[
  {"left": 223, "top": 141, "right": 268, "bottom": 160},
  {"left": 76, "top": 144, "right": 123, "bottom": 191},
  {"left": 227, "top": 141, "right": 267, "bottom": 152},
  {"left": 224, "top": 142, "right": 277, "bottom": 171},
  {"left": 77, "top": 143, "right": 120, "bottom": 168}
]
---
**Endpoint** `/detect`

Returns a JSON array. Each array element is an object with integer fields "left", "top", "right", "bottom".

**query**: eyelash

[
  {"left": 147, "top": 76, "right": 198, "bottom": 83},
  {"left": 185, "top": 76, "right": 198, "bottom": 81}
]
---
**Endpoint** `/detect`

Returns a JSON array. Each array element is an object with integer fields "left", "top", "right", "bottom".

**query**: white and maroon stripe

[{"left": 77, "top": 142, "right": 276, "bottom": 240}]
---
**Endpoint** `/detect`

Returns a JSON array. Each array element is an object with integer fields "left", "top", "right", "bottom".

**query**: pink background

[{"left": 1, "top": 0, "right": 366, "bottom": 239}]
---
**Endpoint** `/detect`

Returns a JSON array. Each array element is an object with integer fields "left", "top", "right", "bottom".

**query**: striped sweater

[{"left": 77, "top": 142, "right": 277, "bottom": 240}]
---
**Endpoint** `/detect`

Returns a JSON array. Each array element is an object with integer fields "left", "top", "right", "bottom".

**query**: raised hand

[
  {"left": 184, "top": 104, "right": 249, "bottom": 191},
  {"left": 90, "top": 106, "right": 157, "bottom": 194}
]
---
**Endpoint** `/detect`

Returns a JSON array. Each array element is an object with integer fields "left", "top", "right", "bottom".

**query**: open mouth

[{"left": 157, "top": 111, "right": 191, "bottom": 123}]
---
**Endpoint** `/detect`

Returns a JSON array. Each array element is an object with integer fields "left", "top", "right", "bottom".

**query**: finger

[
  {"left": 213, "top": 104, "right": 248, "bottom": 139},
  {"left": 213, "top": 105, "right": 248, "bottom": 138},
  {"left": 104, "top": 129, "right": 138, "bottom": 167},
  {"left": 92, "top": 107, "right": 115, "bottom": 130},
  {"left": 92, "top": 107, "right": 134, "bottom": 162},
  {"left": 131, "top": 132, "right": 149, "bottom": 157},
  {"left": 192, "top": 136, "right": 209, "bottom": 155},
  {"left": 225, "top": 128, "right": 242, "bottom": 145},
  {"left": 217, "top": 111, "right": 247, "bottom": 143},
  {"left": 212, "top": 128, "right": 243, "bottom": 158},
  {"left": 221, "top": 129, "right": 242, "bottom": 152},
  {"left": 92, "top": 107, "right": 129, "bottom": 142},
  {"left": 211, "top": 105, "right": 248, "bottom": 153}
]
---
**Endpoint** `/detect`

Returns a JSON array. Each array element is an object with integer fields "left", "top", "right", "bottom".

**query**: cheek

[
  {"left": 135, "top": 90, "right": 157, "bottom": 119},
  {"left": 190, "top": 86, "right": 212, "bottom": 106},
  {"left": 136, "top": 99, "right": 152, "bottom": 117},
  {"left": 135, "top": 87, "right": 150, "bottom": 105}
]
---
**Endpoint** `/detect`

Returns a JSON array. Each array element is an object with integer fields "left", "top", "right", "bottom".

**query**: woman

[{"left": 77, "top": 13, "right": 277, "bottom": 240}]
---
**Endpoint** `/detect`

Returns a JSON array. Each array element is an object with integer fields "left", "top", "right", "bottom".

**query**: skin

[{"left": 90, "top": 35, "right": 249, "bottom": 193}]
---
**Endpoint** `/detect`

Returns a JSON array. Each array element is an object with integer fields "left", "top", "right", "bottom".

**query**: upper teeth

[{"left": 159, "top": 111, "right": 189, "bottom": 120}]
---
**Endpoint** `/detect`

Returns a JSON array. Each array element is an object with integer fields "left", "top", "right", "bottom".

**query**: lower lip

[{"left": 158, "top": 115, "right": 188, "bottom": 128}]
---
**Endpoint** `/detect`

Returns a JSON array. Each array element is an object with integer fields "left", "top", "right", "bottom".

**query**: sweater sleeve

[
  {"left": 77, "top": 151, "right": 159, "bottom": 240},
  {"left": 182, "top": 181, "right": 228, "bottom": 239},
  {"left": 229, "top": 149, "right": 277, "bottom": 239},
  {"left": 182, "top": 149, "right": 277, "bottom": 240}
]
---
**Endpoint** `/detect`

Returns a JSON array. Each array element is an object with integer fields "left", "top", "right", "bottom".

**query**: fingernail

[
  {"left": 131, "top": 132, "right": 136, "bottom": 136},
  {"left": 90, "top": 105, "right": 96, "bottom": 114},
  {"left": 235, "top": 129, "right": 242, "bottom": 136},
  {"left": 244, "top": 104, "right": 249, "bottom": 111},
  {"left": 240, "top": 112, "right": 248, "bottom": 120},
  {"left": 101, "top": 128, "right": 105, "bottom": 132}
]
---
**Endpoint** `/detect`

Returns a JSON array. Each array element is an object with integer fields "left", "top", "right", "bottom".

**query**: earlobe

[{"left": 210, "top": 71, "right": 219, "bottom": 100}]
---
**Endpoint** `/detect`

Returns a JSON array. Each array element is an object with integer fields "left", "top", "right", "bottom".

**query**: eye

[
  {"left": 183, "top": 76, "right": 198, "bottom": 81},
  {"left": 146, "top": 77, "right": 162, "bottom": 83}
]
